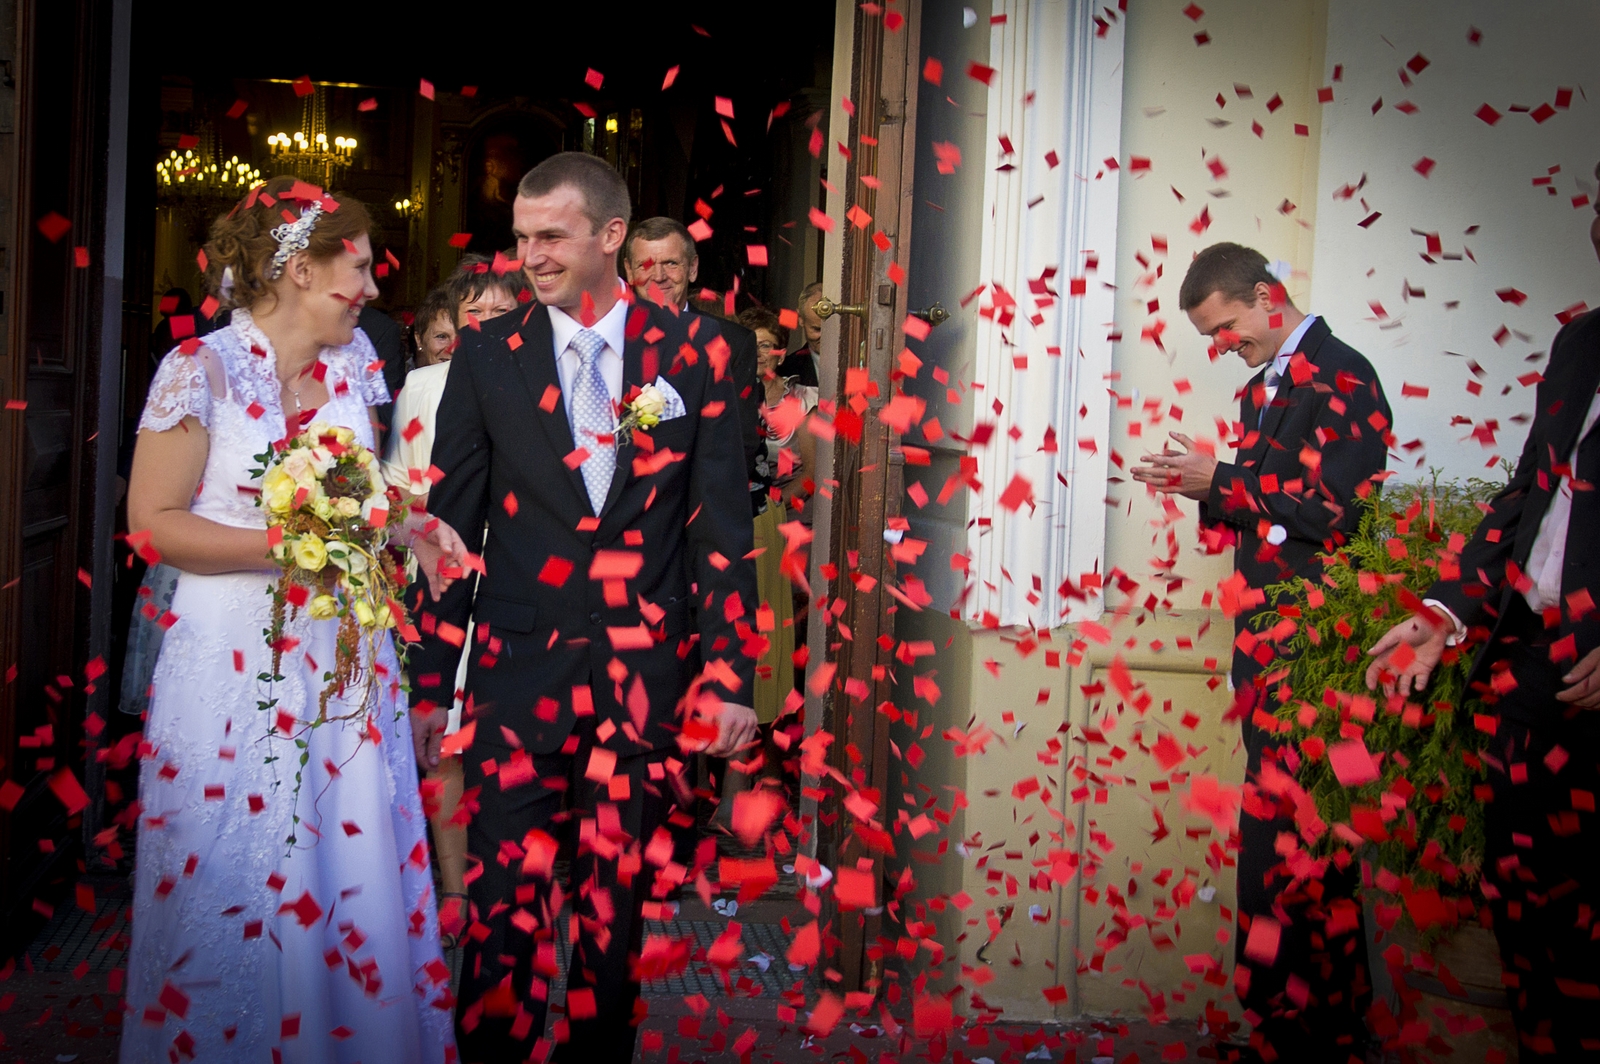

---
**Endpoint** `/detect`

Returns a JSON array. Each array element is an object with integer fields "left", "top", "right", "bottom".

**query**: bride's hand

[{"left": 406, "top": 514, "right": 472, "bottom": 601}]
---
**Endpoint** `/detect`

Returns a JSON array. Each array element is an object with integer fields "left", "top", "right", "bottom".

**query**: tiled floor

[{"left": 23, "top": 878, "right": 813, "bottom": 1002}]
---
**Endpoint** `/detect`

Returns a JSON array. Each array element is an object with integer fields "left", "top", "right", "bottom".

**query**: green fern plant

[{"left": 1252, "top": 474, "right": 1506, "bottom": 925}]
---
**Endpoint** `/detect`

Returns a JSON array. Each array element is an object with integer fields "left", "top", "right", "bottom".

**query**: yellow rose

[
  {"left": 334, "top": 426, "right": 355, "bottom": 447},
  {"left": 261, "top": 466, "right": 297, "bottom": 514},
  {"left": 374, "top": 603, "right": 395, "bottom": 629},
  {"left": 351, "top": 598, "right": 376, "bottom": 627},
  {"left": 291, "top": 534, "right": 327, "bottom": 572},
  {"left": 333, "top": 496, "right": 361, "bottom": 518},
  {"left": 308, "top": 594, "right": 339, "bottom": 620}
]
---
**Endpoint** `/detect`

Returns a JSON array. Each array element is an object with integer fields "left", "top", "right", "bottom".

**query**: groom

[{"left": 406, "top": 152, "right": 758, "bottom": 1061}]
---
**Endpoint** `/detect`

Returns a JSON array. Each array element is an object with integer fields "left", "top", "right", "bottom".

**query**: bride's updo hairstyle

[{"left": 203, "top": 174, "right": 373, "bottom": 311}]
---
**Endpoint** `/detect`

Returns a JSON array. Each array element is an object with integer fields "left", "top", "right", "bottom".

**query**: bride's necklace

[
  {"left": 280, "top": 375, "right": 304, "bottom": 417},
  {"left": 277, "top": 357, "right": 315, "bottom": 420}
]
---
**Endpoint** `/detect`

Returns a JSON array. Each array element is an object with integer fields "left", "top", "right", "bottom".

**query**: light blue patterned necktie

[
  {"left": 567, "top": 328, "right": 616, "bottom": 514},
  {"left": 1258, "top": 364, "right": 1282, "bottom": 429}
]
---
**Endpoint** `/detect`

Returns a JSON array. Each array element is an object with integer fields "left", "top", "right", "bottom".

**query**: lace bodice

[{"left": 139, "top": 309, "right": 389, "bottom": 530}]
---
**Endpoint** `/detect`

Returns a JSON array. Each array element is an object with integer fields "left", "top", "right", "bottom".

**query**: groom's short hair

[
  {"left": 517, "top": 152, "right": 631, "bottom": 235},
  {"left": 1178, "top": 242, "right": 1289, "bottom": 311}
]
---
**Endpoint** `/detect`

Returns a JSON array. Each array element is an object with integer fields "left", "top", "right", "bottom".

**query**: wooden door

[
  {"left": 0, "top": 0, "right": 130, "bottom": 951},
  {"left": 801, "top": 0, "right": 923, "bottom": 996}
]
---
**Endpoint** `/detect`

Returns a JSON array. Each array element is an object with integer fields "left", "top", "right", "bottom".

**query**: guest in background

[
  {"left": 778, "top": 281, "right": 824, "bottom": 387},
  {"left": 362, "top": 303, "right": 406, "bottom": 448},
  {"left": 624, "top": 217, "right": 765, "bottom": 519},
  {"left": 703, "top": 306, "right": 815, "bottom": 829},
  {"left": 150, "top": 287, "right": 219, "bottom": 355},
  {"left": 744, "top": 306, "right": 819, "bottom": 527},
  {"left": 447, "top": 251, "right": 526, "bottom": 332},
  {"left": 1365, "top": 191, "right": 1600, "bottom": 1058},
  {"left": 381, "top": 283, "right": 471, "bottom": 949},
  {"left": 382, "top": 288, "right": 457, "bottom": 492},
  {"left": 121, "top": 287, "right": 223, "bottom": 715}
]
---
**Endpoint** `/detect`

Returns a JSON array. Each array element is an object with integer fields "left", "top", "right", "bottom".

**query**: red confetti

[{"left": 36, "top": 212, "right": 71, "bottom": 243}]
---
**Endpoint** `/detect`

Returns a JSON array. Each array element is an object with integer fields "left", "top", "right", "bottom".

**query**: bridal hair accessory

[
  {"left": 220, "top": 266, "right": 235, "bottom": 299},
  {"left": 266, "top": 201, "right": 324, "bottom": 280}
]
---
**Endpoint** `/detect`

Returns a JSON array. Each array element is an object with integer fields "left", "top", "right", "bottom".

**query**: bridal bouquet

[{"left": 255, "top": 422, "right": 413, "bottom": 717}]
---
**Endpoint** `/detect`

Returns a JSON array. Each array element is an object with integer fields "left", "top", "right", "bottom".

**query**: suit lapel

[
  {"left": 1548, "top": 349, "right": 1600, "bottom": 463},
  {"left": 511, "top": 305, "right": 592, "bottom": 515},
  {"left": 599, "top": 317, "right": 647, "bottom": 519}
]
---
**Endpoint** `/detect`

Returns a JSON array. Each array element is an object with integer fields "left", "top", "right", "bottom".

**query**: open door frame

[{"left": 800, "top": 0, "right": 922, "bottom": 997}]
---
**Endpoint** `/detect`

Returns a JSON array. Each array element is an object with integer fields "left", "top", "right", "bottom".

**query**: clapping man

[
  {"left": 1367, "top": 192, "right": 1600, "bottom": 1056},
  {"left": 1132, "top": 243, "right": 1392, "bottom": 1063},
  {"left": 407, "top": 154, "right": 758, "bottom": 1062}
]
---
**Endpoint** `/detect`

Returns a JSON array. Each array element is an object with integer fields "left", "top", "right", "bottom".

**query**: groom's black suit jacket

[
  {"left": 1202, "top": 317, "right": 1392, "bottom": 685},
  {"left": 1426, "top": 309, "right": 1600, "bottom": 696},
  {"left": 404, "top": 297, "right": 757, "bottom": 757}
]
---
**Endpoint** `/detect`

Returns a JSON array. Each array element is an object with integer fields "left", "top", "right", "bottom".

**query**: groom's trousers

[{"left": 455, "top": 715, "right": 674, "bottom": 1063}]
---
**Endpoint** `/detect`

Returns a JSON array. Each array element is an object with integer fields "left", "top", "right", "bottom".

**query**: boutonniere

[{"left": 615, "top": 383, "right": 668, "bottom": 445}]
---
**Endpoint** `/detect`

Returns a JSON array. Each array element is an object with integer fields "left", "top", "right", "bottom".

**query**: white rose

[
  {"left": 333, "top": 496, "right": 361, "bottom": 518},
  {"left": 308, "top": 447, "right": 336, "bottom": 476},
  {"left": 633, "top": 384, "right": 667, "bottom": 419},
  {"left": 281, "top": 450, "right": 316, "bottom": 488}
]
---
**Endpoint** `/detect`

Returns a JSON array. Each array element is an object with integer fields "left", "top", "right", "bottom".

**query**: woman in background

[{"left": 715, "top": 307, "right": 817, "bottom": 825}]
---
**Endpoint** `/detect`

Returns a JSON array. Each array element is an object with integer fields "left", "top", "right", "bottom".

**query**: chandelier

[
  {"left": 155, "top": 122, "right": 262, "bottom": 204},
  {"left": 266, "top": 87, "right": 356, "bottom": 187}
]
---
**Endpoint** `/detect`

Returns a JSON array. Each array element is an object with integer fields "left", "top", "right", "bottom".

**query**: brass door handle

[
  {"left": 909, "top": 302, "right": 949, "bottom": 327},
  {"left": 812, "top": 295, "right": 867, "bottom": 321}
]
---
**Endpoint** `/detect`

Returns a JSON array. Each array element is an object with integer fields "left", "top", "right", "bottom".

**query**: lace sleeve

[
  {"left": 139, "top": 347, "right": 218, "bottom": 433},
  {"left": 345, "top": 329, "right": 391, "bottom": 407}
]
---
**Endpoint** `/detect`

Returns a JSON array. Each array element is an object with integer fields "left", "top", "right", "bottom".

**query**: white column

[{"left": 964, "top": 0, "right": 1126, "bottom": 629}]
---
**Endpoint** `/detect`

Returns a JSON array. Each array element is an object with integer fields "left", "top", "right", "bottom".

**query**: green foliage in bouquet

[{"left": 1254, "top": 476, "right": 1506, "bottom": 918}]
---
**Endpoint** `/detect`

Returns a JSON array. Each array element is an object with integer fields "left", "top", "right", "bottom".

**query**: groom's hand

[
  {"left": 411, "top": 704, "right": 448, "bottom": 771},
  {"left": 705, "top": 702, "right": 759, "bottom": 758}
]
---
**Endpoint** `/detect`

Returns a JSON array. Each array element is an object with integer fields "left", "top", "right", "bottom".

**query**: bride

[{"left": 122, "top": 176, "right": 462, "bottom": 1062}]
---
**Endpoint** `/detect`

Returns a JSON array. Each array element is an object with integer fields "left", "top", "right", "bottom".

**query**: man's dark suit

[
  {"left": 359, "top": 305, "right": 406, "bottom": 446},
  {"left": 778, "top": 342, "right": 820, "bottom": 388},
  {"left": 1202, "top": 316, "right": 1391, "bottom": 1062},
  {"left": 680, "top": 310, "right": 766, "bottom": 514},
  {"left": 405, "top": 296, "right": 756, "bottom": 1060},
  {"left": 1423, "top": 309, "right": 1600, "bottom": 1055}
]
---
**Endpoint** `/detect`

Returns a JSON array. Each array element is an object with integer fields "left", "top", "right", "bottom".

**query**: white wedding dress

[{"left": 121, "top": 310, "right": 455, "bottom": 1063}]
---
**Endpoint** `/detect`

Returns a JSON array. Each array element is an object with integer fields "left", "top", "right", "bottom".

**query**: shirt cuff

[{"left": 1422, "top": 599, "right": 1467, "bottom": 646}]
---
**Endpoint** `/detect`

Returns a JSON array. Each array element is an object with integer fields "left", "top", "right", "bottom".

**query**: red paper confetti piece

[{"left": 36, "top": 212, "right": 71, "bottom": 243}]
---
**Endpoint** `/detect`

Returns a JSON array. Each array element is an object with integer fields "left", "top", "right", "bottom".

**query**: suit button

[{"left": 590, "top": 612, "right": 602, "bottom": 624}]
